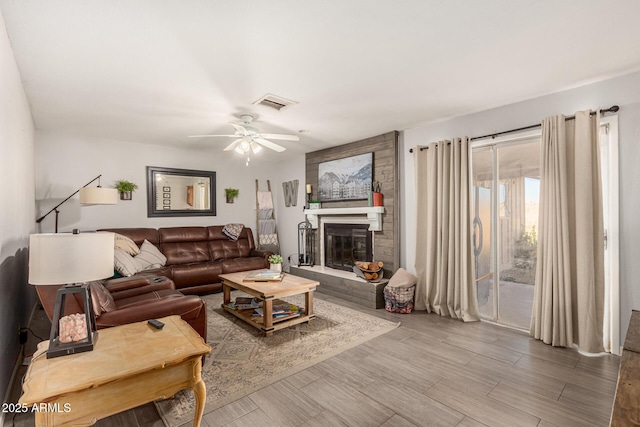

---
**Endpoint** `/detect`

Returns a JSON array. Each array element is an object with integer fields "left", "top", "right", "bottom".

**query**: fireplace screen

[{"left": 324, "top": 224, "right": 372, "bottom": 271}]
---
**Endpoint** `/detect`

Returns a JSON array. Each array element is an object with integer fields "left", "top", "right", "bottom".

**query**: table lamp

[{"left": 29, "top": 231, "right": 115, "bottom": 358}]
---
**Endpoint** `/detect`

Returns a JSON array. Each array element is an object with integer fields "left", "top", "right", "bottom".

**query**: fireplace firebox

[{"left": 324, "top": 223, "right": 372, "bottom": 272}]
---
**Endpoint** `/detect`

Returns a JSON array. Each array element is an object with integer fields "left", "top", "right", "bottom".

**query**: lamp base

[
  {"left": 46, "top": 331, "right": 99, "bottom": 359},
  {"left": 47, "top": 283, "right": 98, "bottom": 359}
]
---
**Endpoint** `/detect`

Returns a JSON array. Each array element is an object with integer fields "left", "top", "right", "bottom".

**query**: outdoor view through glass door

[{"left": 472, "top": 137, "right": 540, "bottom": 330}]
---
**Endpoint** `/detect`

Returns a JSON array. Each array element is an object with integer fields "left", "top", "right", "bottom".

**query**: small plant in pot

[
  {"left": 114, "top": 180, "right": 138, "bottom": 200},
  {"left": 225, "top": 188, "right": 239, "bottom": 203},
  {"left": 268, "top": 254, "right": 283, "bottom": 272}
]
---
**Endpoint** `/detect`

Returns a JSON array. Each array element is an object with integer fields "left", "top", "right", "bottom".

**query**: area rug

[{"left": 155, "top": 292, "right": 399, "bottom": 427}]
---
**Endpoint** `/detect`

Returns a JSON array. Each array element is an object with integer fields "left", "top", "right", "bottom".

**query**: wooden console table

[
  {"left": 19, "top": 315, "right": 211, "bottom": 427},
  {"left": 611, "top": 310, "right": 640, "bottom": 426}
]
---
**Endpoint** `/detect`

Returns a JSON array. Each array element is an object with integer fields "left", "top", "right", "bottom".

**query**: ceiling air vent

[{"left": 253, "top": 93, "right": 298, "bottom": 111}]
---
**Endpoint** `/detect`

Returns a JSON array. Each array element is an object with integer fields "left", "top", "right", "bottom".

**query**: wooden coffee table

[
  {"left": 18, "top": 315, "right": 211, "bottom": 427},
  {"left": 219, "top": 271, "right": 319, "bottom": 336}
]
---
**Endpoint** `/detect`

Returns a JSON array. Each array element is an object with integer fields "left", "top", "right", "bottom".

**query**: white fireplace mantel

[{"left": 303, "top": 207, "right": 384, "bottom": 231}]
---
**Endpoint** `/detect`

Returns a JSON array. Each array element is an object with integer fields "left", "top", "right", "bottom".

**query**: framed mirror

[{"left": 147, "top": 166, "right": 216, "bottom": 217}]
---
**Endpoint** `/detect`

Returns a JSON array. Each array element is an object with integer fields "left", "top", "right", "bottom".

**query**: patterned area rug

[{"left": 155, "top": 292, "right": 399, "bottom": 427}]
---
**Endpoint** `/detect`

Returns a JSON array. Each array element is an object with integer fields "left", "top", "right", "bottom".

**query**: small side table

[{"left": 19, "top": 315, "right": 211, "bottom": 427}]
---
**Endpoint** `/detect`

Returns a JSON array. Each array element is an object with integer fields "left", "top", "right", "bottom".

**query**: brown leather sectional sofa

[
  {"left": 98, "top": 225, "right": 272, "bottom": 295},
  {"left": 36, "top": 274, "right": 208, "bottom": 340}
]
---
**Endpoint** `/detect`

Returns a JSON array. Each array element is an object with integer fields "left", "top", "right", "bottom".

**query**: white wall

[
  {"left": 272, "top": 154, "right": 307, "bottom": 267},
  {"left": 0, "top": 9, "right": 36, "bottom": 405},
  {"left": 35, "top": 132, "right": 286, "bottom": 239},
  {"left": 401, "top": 70, "right": 640, "bottom": 345}
]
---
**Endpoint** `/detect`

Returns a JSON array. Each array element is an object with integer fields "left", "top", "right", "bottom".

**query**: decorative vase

[
  {"left": 120, "top": 191, "right": 132, "bottom": 200},
  {"left": 270, "top": 263, "right": 282, "bottom": 272},
  {"left": 226, "top": 197, "right": 234, "bottom": 203}
]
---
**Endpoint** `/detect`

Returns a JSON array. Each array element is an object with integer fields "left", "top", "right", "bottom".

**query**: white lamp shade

[
  {"left": 79, "top": 187, "right": 118, "bottom": 205},
  {"left": 29, "top": 232, "right": 115, "bottom": 285}
]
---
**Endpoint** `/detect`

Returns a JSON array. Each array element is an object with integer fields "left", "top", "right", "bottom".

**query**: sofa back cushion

[
  {"left": 160, "top": 227, "right": 210, "bottom": 265},
  {"left": 207, "top": 226, "right": 254, "bottom": 260}
]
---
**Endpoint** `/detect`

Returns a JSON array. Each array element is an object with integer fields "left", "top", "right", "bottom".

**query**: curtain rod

[{"left": 409, "top": 105, "right": 619, "bottom": 153}]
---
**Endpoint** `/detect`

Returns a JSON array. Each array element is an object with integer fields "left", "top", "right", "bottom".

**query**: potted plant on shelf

[
  {"left": 268, "top": 254, "right": 283, "bottom": 272},
  {"left": 225, "top": 188, "right": 239, "bottom": 203},
  {"left": 114, "top": 180, "right": 138, "bottom": 200}
]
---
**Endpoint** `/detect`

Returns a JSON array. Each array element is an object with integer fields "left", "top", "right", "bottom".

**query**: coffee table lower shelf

[{"left": 222, "top": 304, "right": 315, "bottom": 334}]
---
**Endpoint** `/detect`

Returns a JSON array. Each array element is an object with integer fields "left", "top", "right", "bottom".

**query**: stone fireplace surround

[{"left": 292, "top": 131, "right": 399, "bottom": 309}]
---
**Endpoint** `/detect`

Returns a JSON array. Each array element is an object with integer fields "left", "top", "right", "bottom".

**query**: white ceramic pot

[{"left": 270, "top": 263, "right": 282, "bottom": 272}]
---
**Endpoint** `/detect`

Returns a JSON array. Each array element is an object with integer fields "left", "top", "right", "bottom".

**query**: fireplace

[{"left": 324, "top": 223, "right": 372, "bottom": 272}]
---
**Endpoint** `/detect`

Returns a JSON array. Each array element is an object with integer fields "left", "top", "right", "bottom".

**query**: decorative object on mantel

[
  {"left": 268, "top": 254, "right": 283, "bottom": 272},
  {"left": 305, "top": 183, "right": 313, "bottom": 209},
  {"left": 297, "top": 221, "right": 314, "bottom": 266},
  {"left": 282, "top": 180, "right": 298, "bottom": 207},
  {"left": 318, "top": 152, "right": 373, "bottom": 202},
  {"left": 369, "top": 180, "right": 383, "bottom": 207},
  {"left": 309, "top": 200, "right": 321, "bottom": 209},
  {"left": 224, "top": 188, "right": 239, "bottom": 203},
  {"left": 35, "top": 174, "right": 118, "bottom": 233},
  {"left": 114, "top": 179, "right": 138, "bottom": 200}
]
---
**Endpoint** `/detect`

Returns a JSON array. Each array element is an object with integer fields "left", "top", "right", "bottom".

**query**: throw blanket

[
  {"left": 221, "top": 223, "right": 244, "bottom": 241},
  {"left": 257, "top": 191, "right": 273, "bottom": 209}
]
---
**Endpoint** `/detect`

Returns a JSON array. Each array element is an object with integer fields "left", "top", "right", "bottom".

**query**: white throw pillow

[
  {"left": 113, "top": 233, "right": 140, "bottom": 256},
  {"left": 136, "top": 239, "right": 167, "bottom": 270},
  {"left": 113, "top": 247, "right": 142, "bottom": 277}
]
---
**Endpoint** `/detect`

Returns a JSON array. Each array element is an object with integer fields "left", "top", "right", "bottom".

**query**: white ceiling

[{"left": 2, "top": 0, "right": 640, "bottom": 159}]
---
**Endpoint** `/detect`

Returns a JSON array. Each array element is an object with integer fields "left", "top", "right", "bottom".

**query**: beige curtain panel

[
  {"left": 530, "top": 111, "right": 605, "bottom": 353},
  {"left": 413, "top": 138, "right": 479, "bottom": 322}
]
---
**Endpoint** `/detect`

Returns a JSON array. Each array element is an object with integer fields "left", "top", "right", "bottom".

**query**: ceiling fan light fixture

[
  {"left": 235, "top": 145, "right": 245, "bottom": 154},
  {"left": 250, "top": 141, "right": 262, "bottom": 154}
]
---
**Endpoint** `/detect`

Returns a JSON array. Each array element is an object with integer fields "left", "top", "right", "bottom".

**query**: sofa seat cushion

[
  {"left": 170, "top": 262, "right": 223, "bottom": 288},
  {"left": 221, "top": 256, "right": 269, "bottom": 274},
  {"left": 135, "top": 265, "right": 172, "bottom": 278}
]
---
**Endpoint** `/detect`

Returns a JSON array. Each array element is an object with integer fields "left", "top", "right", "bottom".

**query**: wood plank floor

[{"left": 4, "top": 294, "right": 619, "bottom": 427}]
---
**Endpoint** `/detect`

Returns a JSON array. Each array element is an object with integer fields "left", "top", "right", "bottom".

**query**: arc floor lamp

[{"left": 36, "top": 175, "right": 118, "bottom": 232}]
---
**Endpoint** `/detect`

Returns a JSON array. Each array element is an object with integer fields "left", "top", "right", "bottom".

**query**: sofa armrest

[
  {"left": 250, "top": 249, "right": 274, "bottom": 262},
  {"left": 96, "top": 296, "right": 204, "bottom": 328},
  {"left": 105, "top": 274, "right": 174, "bottom": 293}
]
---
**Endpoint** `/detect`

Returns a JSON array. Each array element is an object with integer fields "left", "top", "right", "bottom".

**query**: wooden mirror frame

[{"left": 146, "top": 166, "right": 217, "bottom": 217}]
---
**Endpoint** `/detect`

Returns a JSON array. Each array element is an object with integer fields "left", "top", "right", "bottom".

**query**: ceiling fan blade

[
  {"left": 255, "top": 137, "right": 286, "bottom": 152},
  {"left": 223, "top": 139, "right": 244, "bottom": 151},
  {"left": 260, "top": 133, "right": 300, "bottom": 141},
  {"left": 229, "top": 123, "right": 248, "bottom": 134},
  {"left": 188, "top": 134, "right": 237, "bottom": 138}
]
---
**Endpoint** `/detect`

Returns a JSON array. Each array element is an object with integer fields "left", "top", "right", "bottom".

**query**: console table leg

[{"left": 193, "top": 379, "right": 206, "bottom": 427}]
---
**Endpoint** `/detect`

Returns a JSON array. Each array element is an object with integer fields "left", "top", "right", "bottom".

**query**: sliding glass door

[{"left": 472, "top": 137, "right": 540, "bottom": 330}]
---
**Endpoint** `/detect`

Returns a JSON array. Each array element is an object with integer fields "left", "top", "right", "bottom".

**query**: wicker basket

[{"left": 384, "top": 285, "right": 416, "bottom": 313}]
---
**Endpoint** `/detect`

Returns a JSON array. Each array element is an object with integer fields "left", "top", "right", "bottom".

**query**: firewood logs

[{"left": 354, "top": 261, "right": 384, "bottom": 282}]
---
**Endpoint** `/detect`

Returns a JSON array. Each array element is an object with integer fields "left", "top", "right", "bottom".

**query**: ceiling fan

[{"left": 189, "top": 114, "right": 299, "bottom": 154}]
